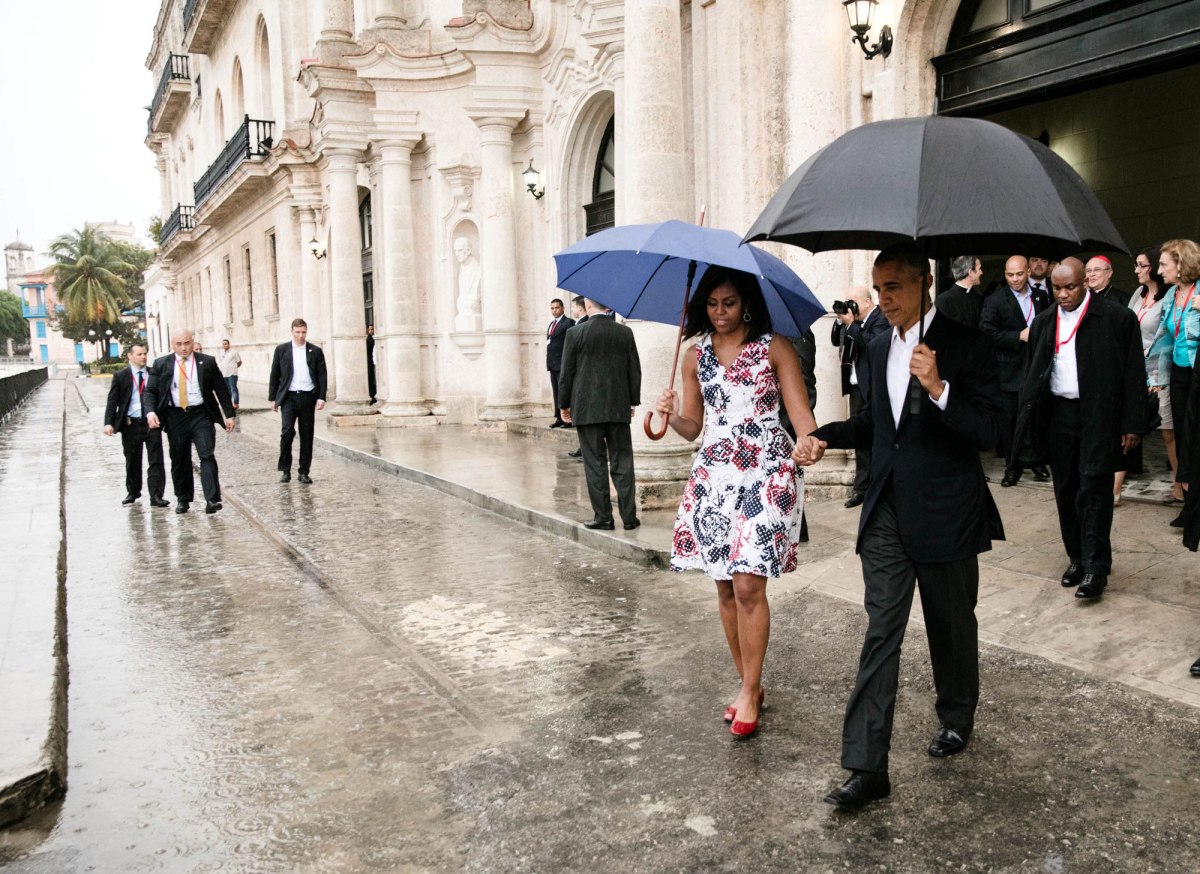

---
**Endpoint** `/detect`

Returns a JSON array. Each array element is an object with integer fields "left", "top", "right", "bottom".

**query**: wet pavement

[{"left": 1, "top": 379, "right": 1199, "bottom": 872}]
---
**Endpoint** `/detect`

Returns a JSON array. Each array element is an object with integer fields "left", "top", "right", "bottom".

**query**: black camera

[{"left": 832, "top": 299, "right": 859, "bottom": 317}]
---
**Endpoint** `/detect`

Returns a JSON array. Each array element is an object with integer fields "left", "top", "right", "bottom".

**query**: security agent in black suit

[
  {"left": 268, "top": 318, "right": 328, "bottom": 484},
  {"left": 830, "top": 286, "right": 889, "bottom": 507},
  {"left": 934, "top": 255, "right": 985, "bottom": 330},
  {"left": 545, "top": 298, "right": 575, "bottom": 428},
  {"left": 558, "top": 298, "right": 642, "bottom": 529},
  {"left": 103, "top": 343, "right": 169, "bottom": 508},
  {"left": 1014, "top": 258, "right": 1146, "bottom": 600},
  {"left": 797, "top": 243, "right": 1004, "bottom": 811},
  {"left": 980, "top": 255, "right": 1051, "bottom": 486},
  {"left": 144, "top": 331, "right": 236, "bottom": 514}
]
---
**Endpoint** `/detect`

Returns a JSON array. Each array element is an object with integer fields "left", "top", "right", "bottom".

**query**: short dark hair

[
  {"left": 550, "top": 298, "right": 564, "bottom": 308},
  {"left": 683, "top": 266, "right": 773, "bottom": 342},
  {"left": 290, "top": 318, "right": 308, "bottom": 329},
  {"left": 950, "top": 256, "right": 977, "bottom": 281},
  {"left": 571, "top": 296, "right": 585, "bottom": 308},
  {"left": 125, "top": 343, "right": 147, "bottom": 357},
  {"left": 875, "top": 243, "right": 931, "bottom": 280}
]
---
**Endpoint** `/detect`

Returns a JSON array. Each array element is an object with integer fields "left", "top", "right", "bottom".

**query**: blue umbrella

[
  {"left": 553, "top": 220, "right": 825, "bottom": 338},
  {"left": 553, "top": 219, "right": 825, "bottom": 438}
]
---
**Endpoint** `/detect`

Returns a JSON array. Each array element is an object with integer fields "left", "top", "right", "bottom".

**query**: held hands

[
  {"left": 792, "top": 435, "right": 827, "bottom": 466},
  {"left": 910, "top": 344, "right": 944, "bottom": 399}
]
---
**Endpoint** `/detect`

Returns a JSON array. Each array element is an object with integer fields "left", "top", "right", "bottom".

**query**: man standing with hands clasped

[
  {"left": 795, "top": 243, "right": 1004, "bottom": 811},
  {"left": 269, "top": 318, "right": 328, "bottom": 484},
  {"left": 103, "top": 343, "right": 170, "bottom": 508},
  {"left": 144, "top": 330, "right": 236, "bottom": 514}
]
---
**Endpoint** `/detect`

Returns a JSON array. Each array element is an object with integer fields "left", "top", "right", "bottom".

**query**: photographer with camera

[{"left": 830, "top": 286, "right": 888, "bottom": 507}]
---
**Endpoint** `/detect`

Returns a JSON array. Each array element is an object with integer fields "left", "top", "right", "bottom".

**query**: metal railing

[
  {"left": 21, "top": 302, "right": 48, "bottom": 319},
  {"left": 161, "top": 204, "right": 196, "bottom": 245},
  {"left": 0, "top": 368, "right": 48, "bottom": 425},
  {"left": 183, "top": 0, "right": 199, "bottom": 33},
  {"left": 193, "top": 116, "right": 274, "bottom": 208},
  {"left": 150, "top": 53, "right": 190, "bottom": 125}
]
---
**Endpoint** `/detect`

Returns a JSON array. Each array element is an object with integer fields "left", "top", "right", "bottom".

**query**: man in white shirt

[
  {"left": 268, "top": 318, "right": 328, "bottom": 484},
  {"left": 217, "top": 339, "right": 243, "bottom": 409},
  {"left": 103, "top": 343, "right": 169, "bottom": 508}
]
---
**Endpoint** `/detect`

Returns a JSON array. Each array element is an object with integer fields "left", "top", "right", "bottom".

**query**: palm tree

[{"left": 48, "top": 226, "right": 134, "bottom": 324}]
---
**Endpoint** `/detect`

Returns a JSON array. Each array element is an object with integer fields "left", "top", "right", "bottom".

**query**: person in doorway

[
  {"left": 366, "top": 325, "right": 377, "bottom": 405},
  {"left": 558, "top": 298, "right": 641, "bottom": 530},
  {"left": 217, "top": 339, "right": 242, "bottom": 410},
  {"left": 269, "top": 318, "right": 328, "bottom": 484},
  {"left": 546, "top": 298, "right": 575, "bottom": 428},
  {"left": 103, "top": 343, "right": 170, "bottom": 508},
  {"left": 796, "top": 243, "right": 1004, "bottom": 811},
  {"left": 144, "top": 330, "right": 236, "bottom": 514},
  {"left": 656, "top": 266, "right": 814, "bottom": 740}
]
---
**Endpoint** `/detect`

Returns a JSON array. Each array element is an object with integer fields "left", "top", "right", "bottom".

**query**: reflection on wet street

[{"left": 2, "top": 380, "right": 1199, "bottom": 872}]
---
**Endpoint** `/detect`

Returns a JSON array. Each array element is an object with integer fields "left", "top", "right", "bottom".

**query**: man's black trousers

[
  {"left": 848, "top": 387, "right": 871, "bottom": 493},
  {"left": 842, "top": 482, "right": 980, "bottom": 774},
  {"left": 576, "top": 422, "right": 637, "bottom": 525},
  {"left": 279, "top": 390, "right": 317, "bottom": 475},
  {"left": 163, "top": 407, "right": 221, "bottom": 503},
  {"left": 549, "top": 369, "right": 563, "bottom": 423},
  {"left": 1046, "top": 397, "right": 1114, "bottom": 574},
  {"left": 121, "top": 417, "right": 165, "bottom": 500}
]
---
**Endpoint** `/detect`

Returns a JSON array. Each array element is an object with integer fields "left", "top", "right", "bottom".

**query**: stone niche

[{"left": 461, "top": 0, "right": 533, "bottom": 29}]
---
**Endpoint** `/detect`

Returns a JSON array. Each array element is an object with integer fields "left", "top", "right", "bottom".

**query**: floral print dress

[{"left": 670, "top": 333, "right": 804, "bottom": 580}]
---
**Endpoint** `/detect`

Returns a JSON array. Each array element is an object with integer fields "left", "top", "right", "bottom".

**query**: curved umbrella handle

[{"left": 644, "top": 410, "right": 669, "bottom": 441}]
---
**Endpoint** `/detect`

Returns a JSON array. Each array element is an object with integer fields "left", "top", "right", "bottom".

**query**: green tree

[
  {"left": 0, "top": 292, "right": 27, "bottom": 349},
  {"left": 48, "top": 226, "right": 134, "bottom": 324},
  {"left": 147, "top": 214, "right": 163, "bottom": 247},
  {"left": 111, "top": 240, "right": 155, "bottom": 311}
]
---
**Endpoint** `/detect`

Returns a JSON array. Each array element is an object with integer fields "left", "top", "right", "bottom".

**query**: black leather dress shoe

[
  {"left": 1031, "top": 465, "right": 1051, "bottom": 481},
  {"left": 175, "top": 502, "right": 190, "bottom": 514},
  {"left": 623, "top": 518, "right": 640, "bottom": 530},
  {"left": 549, "top": 420, "right": 564, "bottom": 429},
  {"left": 150, "top": 497, "right": 170, "bottom": 508},
  {"left": 122, "top": 493, "right": 139, "bottom": 505},
  {"left": 823, "top": 771, "right": 890, "bottom": 810},
  {"left": 205, "top": 501, "right": 223, "bottom": 515},
  {"left": 298, "top": 474, "right": 313, "bottom": 484},
  {"left": 280, "top": 471, "right": 291, "bottom": 483},
  {"left": 1170, "top": 513, "right": 1185, "bottom": 529},
  {"left": 927, "top": 727, "right": 969, "bottom": 758},
  {"left": 1075, "top": 573, "right": 1107, "bottom": 599},
  {"left": 844, "top": 492, "right": 865, "bottom": 508},
  {"left": 1000, "top": 470, "right": 1021, "bottom": 488},
  {"left": 1190, "top": 656, "right": 1200, "bottom": 677},
  {"left": 583, "top": 519, "right": 615, "bottom": 530},
  {"left": 1061, "top": 562, "right": 1083, "bottom": 588},
  {"left": 567, "top": 449, "right": 582, "bottom": 459}
]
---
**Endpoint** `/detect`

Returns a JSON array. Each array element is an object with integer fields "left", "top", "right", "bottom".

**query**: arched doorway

[{"left": 584, "top": 118, "right": 615, "bottom": 236}]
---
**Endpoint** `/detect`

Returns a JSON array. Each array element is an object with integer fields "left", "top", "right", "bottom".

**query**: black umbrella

[{"left": 743, "top": 115, "right": 1128, "bottom": 260}]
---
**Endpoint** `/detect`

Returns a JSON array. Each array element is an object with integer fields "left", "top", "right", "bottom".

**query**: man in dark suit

[
  {"left": 365, "top": 325, "right": 377, "bottom": 405},
  {"left": 103, "top": 343, "right": 170, "bottom": 508},
  {"left": 1015, "top": 258, "right": 1146, "bottom": 600},
  {"left": 545, "top": 298, "right": 575, "bottom": 428},
  {"left": 145, "top": 330, "right": 236, "bottom": 514},
  {"left": 565, "top": 298, "right": 590, "bottom": 460},
  {"left": 268, "top": 318, "right": 328, "bottom": 484},
  {"left": 830, "top": 285, "right": 889, "bottom": 507},
  {"left": 558, "top": 299, "right": 642, "bottom": 530},
  {"left": 797, "top": 243, "right": 1004, "bottom": 811},
  {"left": 934, "top": 255, "right": 985, "bottom": 330},
  {"left": 1085, "top": 256, "right": 1130, "bottom": 306},
  {"left": 981, "top": 256, "right": 1051, "bottom": 486}
]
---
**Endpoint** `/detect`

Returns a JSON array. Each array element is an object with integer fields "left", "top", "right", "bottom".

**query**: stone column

[
  {"left": 325, "top": 149, "right": 376, "bottom": 416},
  {"left": 156, "top": 152, "right": 172, "bottom": 217},
  {"left": 373, "top": 0, "right": 410, "bottom": 27},
  {"left": 620, "top": 0, "right": 695, "bottom": 500},
  {"left": 377, "top": 139, "right": 427, "bottom": 416},
  {"left": 317, "top": 0, "right": 356, "bottom": 63},
  {"left": 473, "top": 115, "right": 524, "bottom": 421}
]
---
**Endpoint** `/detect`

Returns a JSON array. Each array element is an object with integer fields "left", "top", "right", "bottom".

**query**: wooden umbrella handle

[{"left": 644, "top": 409, "right": 669, "bottom": 440}]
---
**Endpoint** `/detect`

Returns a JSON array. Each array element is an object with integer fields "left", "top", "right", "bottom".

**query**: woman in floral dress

[{"left": 654, "top": 266, "right": 816, "bottom": 738}]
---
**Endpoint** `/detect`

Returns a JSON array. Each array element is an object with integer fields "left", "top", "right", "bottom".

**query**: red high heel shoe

[{"left": 723, "top": 689, "right": 765, "bottom": 725}]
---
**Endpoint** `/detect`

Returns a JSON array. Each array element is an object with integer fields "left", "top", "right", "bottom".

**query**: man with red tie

[
  {"left": 546, "top": 298, "right": 575, "bottom": 428},
  {"left": 103, "top": 343, "right": 169, "bottom": 508}
]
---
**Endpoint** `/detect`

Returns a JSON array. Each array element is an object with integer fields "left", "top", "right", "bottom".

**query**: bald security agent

[{"left": 103, "top": 343, "right": 170, "bottom": 508}]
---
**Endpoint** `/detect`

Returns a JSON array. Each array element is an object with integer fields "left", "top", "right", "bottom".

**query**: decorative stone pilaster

[
  {"left": 296, "top": 206, "right": 324, "bottom": 345},
  {"left": 324, "top": 149, "right": 377, "bottom": 417},
  {"left": 317, "top": 0, "right": 356, "bottom": 64}
]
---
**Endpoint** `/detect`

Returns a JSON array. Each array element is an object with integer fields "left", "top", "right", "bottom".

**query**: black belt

[
  {"left": 125, "top": 416, "right": 146, "bottom": 423},
  {"left": 287, "top": 389, "right": 315, "bottom": 395}
]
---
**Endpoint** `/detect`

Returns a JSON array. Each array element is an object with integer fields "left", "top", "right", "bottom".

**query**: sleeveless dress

[{"left": 670, "top": 333, "right": 804, "bottom": 580}]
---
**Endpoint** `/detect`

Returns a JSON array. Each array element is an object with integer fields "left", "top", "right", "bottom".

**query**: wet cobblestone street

[{"left": 2, "top": 380, "right": 1199, "bottom": 872}]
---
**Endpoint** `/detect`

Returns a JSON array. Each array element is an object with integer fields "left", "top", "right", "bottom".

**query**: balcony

[
  {"left": 193, "top": 116, "right": 275, "bottom": 224},
  {"left": 160, "top": 204, "right": 196, "bottom": 250},
  {"left": 183, "top": 0, "right": 237, "bottom": 54},
  {"left": 148, "top": 54, "right": 191, "bottom": 134},
  {"left": 22, "top": 302, "right": 48, "bottom": 319}
]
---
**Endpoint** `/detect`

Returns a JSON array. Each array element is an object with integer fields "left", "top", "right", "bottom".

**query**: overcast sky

[{"left": 0, "top": 0, "right": 163, "bottom": 262}]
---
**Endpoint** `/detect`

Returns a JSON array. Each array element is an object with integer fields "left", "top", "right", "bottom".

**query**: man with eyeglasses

[{"left": 1084, "top": 256, "right": 1130, "bottom": 306}]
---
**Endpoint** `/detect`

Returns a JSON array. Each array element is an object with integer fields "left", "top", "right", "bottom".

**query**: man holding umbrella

[{"left": 796, "top": 243, "right": 1004, "bottom": 811}]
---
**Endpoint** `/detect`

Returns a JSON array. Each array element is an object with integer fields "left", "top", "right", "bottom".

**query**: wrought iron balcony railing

[
  {"left": 151, "top": 54, "right": 190, "bottom": 126},
  {"left": 161, "top": 204, "right": 196, "bottom": 246},
  {"left": 193, "top": 116, "right": 274, "bottom": 208}
]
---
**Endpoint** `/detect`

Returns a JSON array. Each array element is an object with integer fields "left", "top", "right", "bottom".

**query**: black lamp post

[{"left": 843, "top": 0, "right": 893, "bottom": 60}]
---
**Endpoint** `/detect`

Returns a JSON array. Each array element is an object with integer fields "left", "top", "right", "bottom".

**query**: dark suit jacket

[
  {"left": 830, "top": 306, "right": 888, "bottom": 398},
  {"left": 934, "top": 283, "right": 984, "bottom": 331},
  {"left": 1015, "top": 292, "right": 1147, "bottom": 475},
  {"left": 558, "top": 314, "right": 641, "bottom": 426},
  {"left": 980, "top": 287, "right": 1049, "bottom": 391},
  {"left": 104, "top": 367, "right": 151, "bottom": 433},
  {"left": 144, "top": 352, "right": 235, "bottom": 428},
  {"left": 268, "top": 342, "right": 329, "bottom": 406},
  {"left": 545, "top": 316, "right": 575, "bottom": 371},
  {"left": 1096, "top": 284, "right": 1131, "bottom": 307},
  {"left": 812, "top": 314, "right": 1004, "bottom": 563}
]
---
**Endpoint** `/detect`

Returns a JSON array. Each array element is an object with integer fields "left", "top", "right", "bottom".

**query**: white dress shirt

[
  {"left": 170, "top": 354, "right": 204, "bottom": 408},
  {"left": 289, "top": 343, "right": 315, "bottom": 391},
  {"left": 127, "top": 366, "right": 148, "bottom": 417},
  {"left": 1050, "top": 298, "right": 1090, "bottom": 399},
  {"left": 886, "top": 306, "right": 951, "bottom": 428}
]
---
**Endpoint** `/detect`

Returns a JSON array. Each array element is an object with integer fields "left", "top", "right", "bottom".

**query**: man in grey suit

[{"left": 558, "top": 298, "right": 642, "bottom": 530}]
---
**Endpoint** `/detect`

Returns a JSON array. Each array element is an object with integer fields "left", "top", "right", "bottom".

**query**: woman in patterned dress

[{"left": 654, "top": 266, "right": 816, "bottom": 738}]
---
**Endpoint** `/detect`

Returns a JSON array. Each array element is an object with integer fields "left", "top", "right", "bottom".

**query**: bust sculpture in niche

[{"left": 454, "top": 236, "right": 482, "bottom": 332}]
